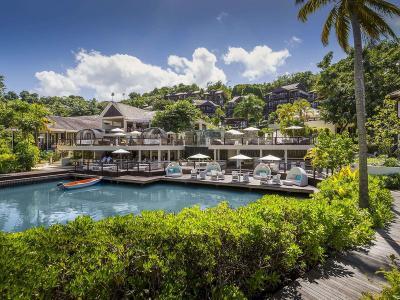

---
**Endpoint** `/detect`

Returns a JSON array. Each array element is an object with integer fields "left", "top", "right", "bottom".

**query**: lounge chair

[
  {"left": 206, "top": 162, "right": 222, "bottom": 176},
  {"left": 199, "top": 170, "right": 207, "bottom": 180},
  {"left": 282, "top": 167, "right": 308, "bottom": 187},
  {"left": 211, "top": 170, "right": 218, "bottom": 181},
  {"left": 253, "top": 163, "right": 271, "bottom": 180},
  {"left": 232, "top": 171, "right": 239, "bottom": 182},
  {"left": 272, "top": 174, "right": 282, "bottom": 185},
  {"left": 190, "top": 169, "right": 198, "bottom": 180},
  {"left": 218, "top": 170, "right": 225, "bottom": 180},
  {"left": 242, "top": 172, "right": 250, "bottom": 183},
  {"left": 260, "top": 173, "right": 269, "bottom": 185},
  {"left": 165, "top": 162, "right": 183, "bottom": 178}
]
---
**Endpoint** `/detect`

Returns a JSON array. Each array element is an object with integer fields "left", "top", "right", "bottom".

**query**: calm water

[{"left": 0, "top": 180, "right": 263, "bottom": 232}]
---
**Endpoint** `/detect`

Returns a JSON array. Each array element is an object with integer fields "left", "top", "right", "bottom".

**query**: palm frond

[
  {"left": 321, "top": 5, "right": 339, "bottom": 46},
  {"left": 298, "top": 0, "right": 331, "bottom": 22},
  {"left": 335, "top": 2, "right": 351, "bottom": 52},
  {"left": 365, "top": 0, "right": 400, "bottom": 17}
]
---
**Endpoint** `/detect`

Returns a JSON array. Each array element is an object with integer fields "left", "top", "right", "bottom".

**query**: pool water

[{"left": 0, "top": 180, "right": 263, "bottom": 232}]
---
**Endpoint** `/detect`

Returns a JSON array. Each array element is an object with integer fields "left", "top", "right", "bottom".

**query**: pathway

[{"left": 273, "top": 190, "right": 400, "bottom": 299}]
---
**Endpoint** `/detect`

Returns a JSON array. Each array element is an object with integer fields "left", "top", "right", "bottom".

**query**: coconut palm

[{"left": 295, "top": 0, "right": 400, "bottom": 208}]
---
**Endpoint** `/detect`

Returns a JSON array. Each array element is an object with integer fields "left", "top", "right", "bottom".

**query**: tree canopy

[
  {"left": 152, "top": 100, "right": 202, "bottom": 132},
  {"left": 233, "top": 94, "right": 265, "bottom": 125}
]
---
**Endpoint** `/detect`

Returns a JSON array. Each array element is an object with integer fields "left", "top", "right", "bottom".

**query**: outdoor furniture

[
  {"left": 260, "top": 173, "right": 269, "bottom": 184},
  {"left": 272, "top": 174, "right": 282, "bottom": 185},
  {"left": 190, "top": 169, "right": 198, "bottom": 180},
  {"left": 242, "top": 172, "right": 250, "bottom": 183},
  {"left": 282, "top": 167, "right": 308, "bottom": 187},
  {"left": 218, "top": 170, "right": 225, "bottom": 180},
  {"left": 199, "top": 170, "right": 207, "bottom": 180},
  {"left": 165, "top": 162, "right": 183, "bottom": 178},
  {"left": 232, "top": 171, "right": 239, "bottom": 182},
  {"left": 206, "top": 162, "right": 222, "bottom": 175},
  {"left": 211, "top": 170, "right": 218, "bottom": 181},
  {"left": 253, "top": 163, "right": 272, "bottom": 180}
]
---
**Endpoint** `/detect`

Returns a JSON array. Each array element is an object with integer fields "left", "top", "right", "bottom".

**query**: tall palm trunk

[{"left": 350, "top": 13, "right": 370, "bottom": 208}]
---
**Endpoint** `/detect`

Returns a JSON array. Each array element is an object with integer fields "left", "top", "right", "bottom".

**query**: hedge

[{"left": 0, "top": 168, "right": 394, "bottom": 299}]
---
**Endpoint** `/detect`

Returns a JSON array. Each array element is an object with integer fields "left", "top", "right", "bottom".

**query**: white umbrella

[
  {"left": 129, "top": 130, "right": 142, "bottom": 135},
  {"left": 229, "top": 154, "right": 252, "bottom": 182},
  {"left": 111, "top": 128, "right": 125, "bottom": 133},
  {"left": 188, "top": 153, "right": 210, "bottom": 160},
  {"left": 112, "top": 149, "right": 130, "bottom": 165},
  {"left": 243, "top": 127, "right": 260, "bottom": 131},
  {"left": 226, "top": 129, "right": 244, "bottom": 135},
  {"left": 260, "top": 155, "right": 281, "bottom": 161},
  {"left": 113, "top": 132, "right": 126, "bottom": 136},
  {"left": 167, "top": 131, "right": 175, "bottom": 135},
  {"left": 285, "top": 125, "right": 303, "bottom": 130}
]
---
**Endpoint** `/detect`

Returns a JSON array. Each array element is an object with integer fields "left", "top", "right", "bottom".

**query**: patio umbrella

[
  {"left": 167, "top": 131, "right": 175, "bottom": 135},
  {"left": 129, "top": 130, "right": 142, "bottom": 135},
  {"left": 243, "top": 127, "right": 259, "bottom": 132},
  {"left": 226, "top": 129, "right": 244, "bottom": 135},
  {"left": 111, "top": 128, "right": 125, "bottom": 133},
  {"left": 229, "top": 154, "right": 252, "bottom": 182},
  {"left": 285, "top": 125, "right": 303, "bottom": 138},
  {"left": 260, "top": 155, "right": 281, "bottom": 161},
  {"left": 188, "top": 153, "right": 210, "bottom": 169},
  {"left": 113, "top": 132, "right": 126, "bottom": 136},
  {"left": 112, "top": 149, "right": 130, "bottom": 166}
]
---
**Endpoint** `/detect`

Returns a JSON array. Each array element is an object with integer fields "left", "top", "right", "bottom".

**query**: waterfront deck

[
  {"left": 273, "top": 190, "right": 400, "bottom": 299},
  {"left": 99, "top": 174, "right": 318, "bottom": 194}
]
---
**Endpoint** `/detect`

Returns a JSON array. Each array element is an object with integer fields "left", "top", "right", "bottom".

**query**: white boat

[{"left": 57, "top": 177, "right": 101, "bottom": 190}]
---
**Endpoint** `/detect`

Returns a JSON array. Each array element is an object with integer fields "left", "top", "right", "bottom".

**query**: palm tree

[{"left": 296, "top": 0, "right": 400, "bottom": 208}]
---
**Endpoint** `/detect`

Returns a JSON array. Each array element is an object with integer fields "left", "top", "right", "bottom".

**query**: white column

[
  {"left": 284, "top": 149, "right": 288, "bottom": 164},
  {"left": 217, "top": 149, "right": 220, "bottom": 161},
  {"left": 214, "top": 149, "right": 217, "bottom": 161},
  {"left": 157, "top": 150, "right": 161, "bottom": 162},
  {"left": 177, "top": 150, "right": 181, "bottom": 159},
  {"left": 259, "top": 149, "right": 262, "bottom": 158},
  {"left": 167, "top": 150, "right": 171, "bottom": 161},
  {"left": 236, "top": 149, "right": 240, "bottom": 168},
  {"left": 138, "top": 150, "right": 142, "bottom": 162}
]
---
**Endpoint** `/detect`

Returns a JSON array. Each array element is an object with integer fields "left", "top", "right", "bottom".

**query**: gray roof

[
  {"left": 47, "top": 115, "right": 102, "bottom": 132},
  {"left": 228, "top": 96, "right": 242, "bottom": 104},
  {"left": 113, "top": 102, "right": 156, "bottom": 121},
  {"left": 280, "top": 83, "right": 302, "bottom": 90},
  {"left": 194, "top": 100, "right": 219, "bottom": 107}
]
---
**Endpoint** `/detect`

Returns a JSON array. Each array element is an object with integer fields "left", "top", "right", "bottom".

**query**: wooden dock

[
  {"left": 97, "top": 174, "right": 318, "bottom": 195},
  {"left": 273, "top": 190, "right": 400, "bottom": 299}
]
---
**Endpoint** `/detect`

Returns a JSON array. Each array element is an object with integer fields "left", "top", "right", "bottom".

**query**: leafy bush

[
  {"left": 0, "top": 170, "right": 393, "bottom": 299},
  {"left": 362, "top": 256, "right": 400, "bottom": 300},
  {"left": 14, "top": 141, "right": 39, "bottom": 171},
  {"left": 315, "top": 167, "right": 393, "bottom": 228},
  {"left": 0, "top": 153, "right": 16, "bottom": 174},
  {"left": 383, "top": 157, "right": 400, "bottom": 167},
  {"left": 378, "top": 174, "right": 400, "bottom": 190}
]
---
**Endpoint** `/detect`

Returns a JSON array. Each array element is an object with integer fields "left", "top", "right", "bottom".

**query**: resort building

[
  {"left": 264, "top": 83, "right": 318, "bottom": 117},
  {"left": 193, "top": 100, "right": 220, "bottom": 117},
  {"left": 226, "top": 96, "right": 243, "bottom": 118}
]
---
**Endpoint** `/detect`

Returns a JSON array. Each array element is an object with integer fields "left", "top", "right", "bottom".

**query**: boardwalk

[{"left": 273, "top": 190, "right": 400, "bottom": 300}]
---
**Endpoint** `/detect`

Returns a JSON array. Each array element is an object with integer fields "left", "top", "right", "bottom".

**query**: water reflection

[{"left": 0, "top": 181, "right": 263, "bottom": 232}]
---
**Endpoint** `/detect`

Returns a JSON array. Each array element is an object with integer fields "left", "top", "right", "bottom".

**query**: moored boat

[{"left": 57, "top": 177, "right": 101, "bottom": 190}]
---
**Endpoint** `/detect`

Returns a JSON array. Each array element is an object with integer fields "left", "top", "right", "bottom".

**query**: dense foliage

[
  {"left": 0, "top": 169, "right": 392, "bottom": 299},
  {"left": 233, "top": 94, "right": 265, "bottom": 125},
  {"left": 316, "top": 42, "right": 400, "bottom": 132},
  {"left": 367, "top": 97, "right": 400, "bottom": 156},
  {"left": 152, "top": 100, "right": 202, "bottom": 132},
  {"left": 306, "top": 131, "right": 357, "bottom": 172}
]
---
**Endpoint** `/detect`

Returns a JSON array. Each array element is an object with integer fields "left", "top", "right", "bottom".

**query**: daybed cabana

[
  {"left": 165, "top": 162, "right": 183, "bottom": 178},
  {"left": 205, "top": 162, "right": 221, "bottom": 175},
  {"left": 253, "top": 163, "right": 272, "bottom": 180},
  {"left": 282, "top": 167, "right": 308, "bottom": 187}
]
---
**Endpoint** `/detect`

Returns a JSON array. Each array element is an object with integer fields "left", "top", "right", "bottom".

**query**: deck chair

[
  {"left": 191, "top": 169, "right": 198, "bottom": 180},
  {"left": 218, "top": 170, "right": 225, "bottom": 180},
  {"left": 232, "top": 171, "right": 239, "bottom": 182},
  {"left": 242, "top": 172, "right": 250, "bottom": 183},
  {"left": 211, "top": 170, "right": 218, "bottom": 181},
  {"left": 199, "top": 170, "right": 207, "bottom": 180}
]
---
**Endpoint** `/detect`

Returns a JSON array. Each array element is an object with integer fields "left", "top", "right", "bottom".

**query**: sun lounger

[
  {"left": 242, "top": 172, "right": 250, "bottom": 183},
  {"left": 218, "top": 170, "right": 225, "bottom": 180},
  {"left": 199, "top": 170, "right": 206, "bottom": 180},
  {"left": 232, "top": 171, "right": 239, "bottom": 182},
  {"left": 211, "top": 170, "right": 218, "bottom": 181},
  {"left": 191, "top": 169, "right": 198, "bottom": 180}
]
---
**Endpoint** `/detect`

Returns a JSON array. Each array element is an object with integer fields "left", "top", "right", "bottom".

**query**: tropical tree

[
  {"left": 152, "top": 100, "right": 202, "bottom": 132},
  {"left": 233, "top": 94, "right": 265, "bottom": 124},
  {"left": 0, "top": 75, "right": 5, "bottom": 100},
  {"left": 367, "top": 97, "right": 400, "bottom": 156},
  {"left": 296, "top": 0, "right": 400, "bottom": 208}
]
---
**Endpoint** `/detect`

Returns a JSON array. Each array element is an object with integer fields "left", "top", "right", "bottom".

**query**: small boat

[{"left": 57, "top": 177, "right": 101, "bottom": 190}]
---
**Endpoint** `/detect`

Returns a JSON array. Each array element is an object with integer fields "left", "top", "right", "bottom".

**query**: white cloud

[
  {"left": 216, "top": 12, "right": 228, "bottom": 23},
  {"left": 223, "top": 45, "right": 290, "bottom": 80},
  {"left": 35, "top": 48, "right": 226, "bottom": 98},
  {"left": 285, "top": 36, "right": 303, "bottom": 47}
]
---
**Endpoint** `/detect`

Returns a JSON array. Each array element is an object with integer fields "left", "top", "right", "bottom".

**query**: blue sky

[{"left": 1, "top": 0, "right": 399, "bottom": 99}]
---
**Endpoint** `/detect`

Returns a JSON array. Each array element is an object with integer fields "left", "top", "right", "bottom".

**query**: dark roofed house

[
  {"left": 226, "top": 96, "right": 243, "bottom": 118},
  {"left": 204, "top": 90, "right": 226, "bottom": 106},
  {"left": 264, "top": 83, "right": 316, "bottom": 117},
  {"left": 194, "top": 100, "right": 219, "bottom": 117}
]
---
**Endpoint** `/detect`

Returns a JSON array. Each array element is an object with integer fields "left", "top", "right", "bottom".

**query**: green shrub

[
  {"left": 379, "top": 174, "right": 400, "bottom": 190},
  {"left": 14, "top": 141, "right": 39, "bottom": 171},
  {"left": 0, "top": 153, "right": 16, "bottom": 174},
  {"left": 383, "top": 157, "right": 400, "bottom": 167},
  {"left": 0, "top": 170, "right": 393, "bottom": 299},
  {"left": 362, "top": 256, "right": 400, "bottom": 300}
]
